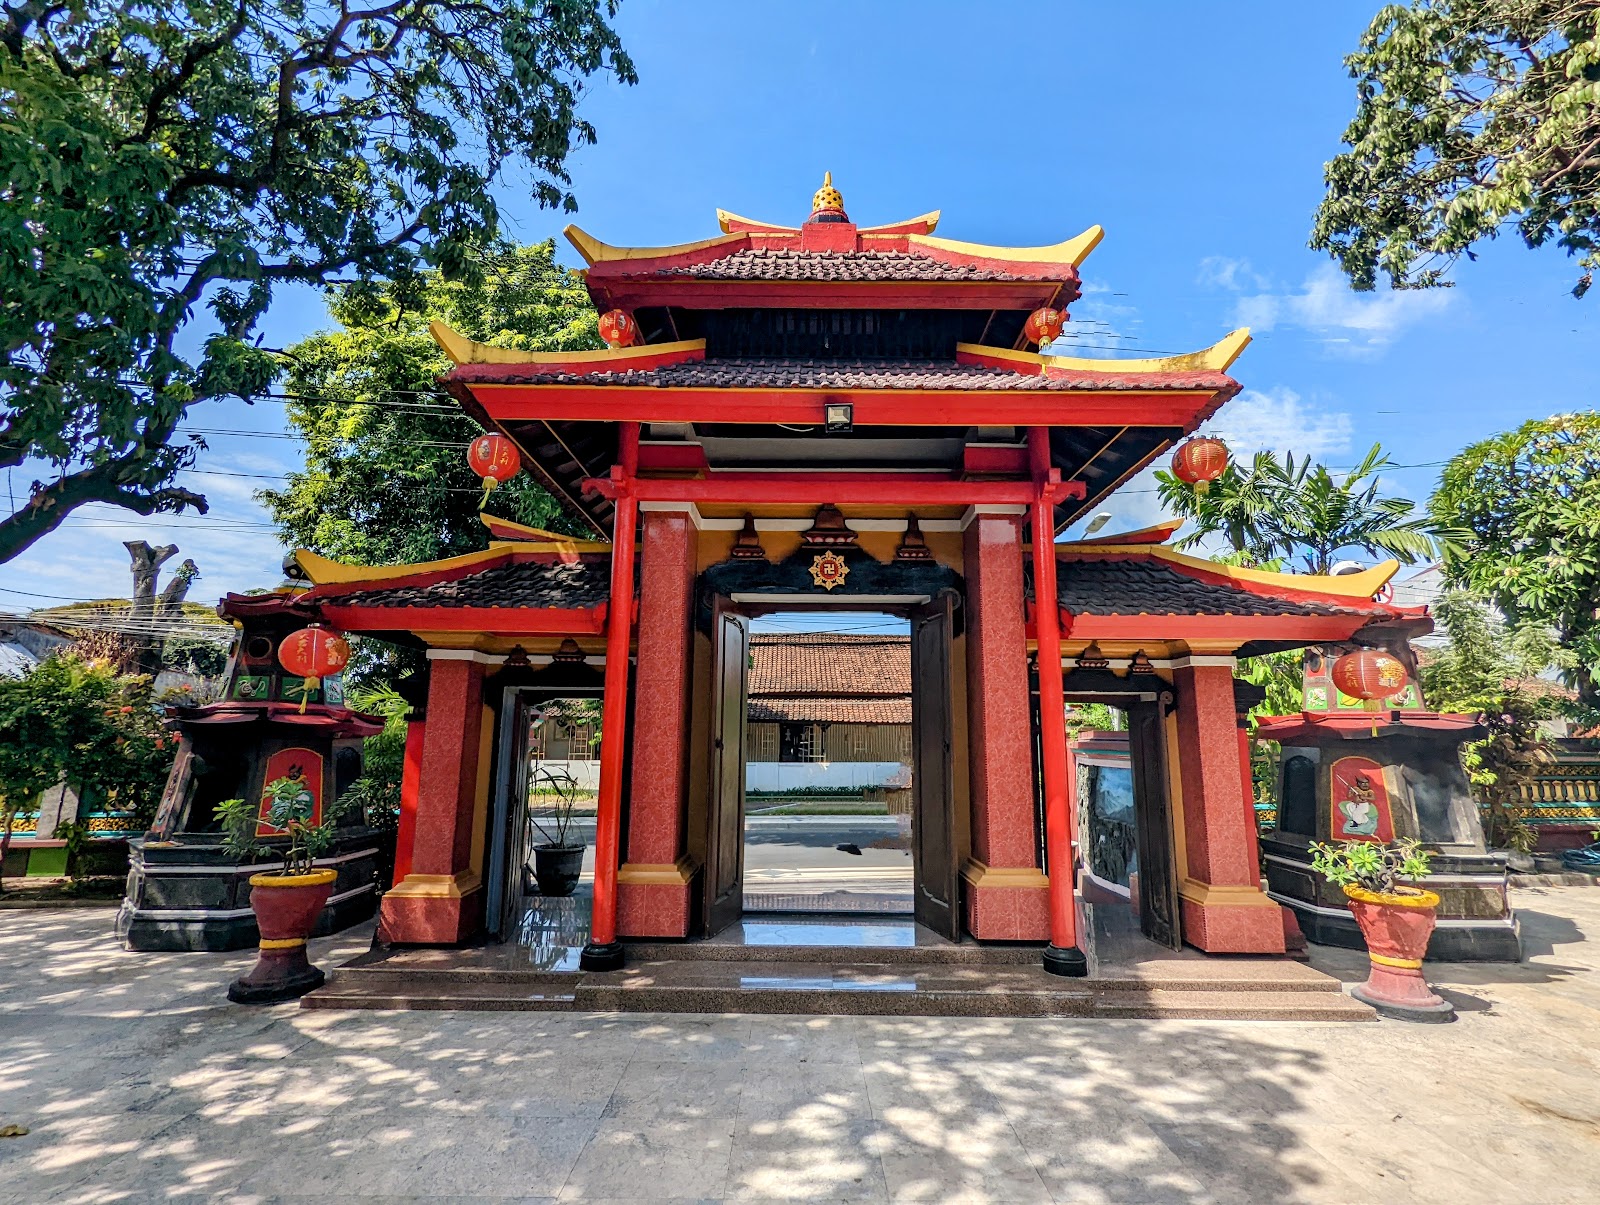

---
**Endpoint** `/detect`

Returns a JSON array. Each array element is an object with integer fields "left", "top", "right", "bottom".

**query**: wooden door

[
  {"left": 910, "top": 594, "right": 959, "bottom": 939},
  {"left": 486, "top": 690, "right": 535, "bottom": 942},
  {"left": 705, "top": 608, "right": 751, "bottom": 936},
  {"left": 1125, "top": 699, "right": 1181, "bottom": 949}
]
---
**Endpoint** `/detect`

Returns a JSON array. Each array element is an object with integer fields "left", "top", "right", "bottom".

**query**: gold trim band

[
  {"left": 1369, "top": 952, "right": 1423, "bottom": 970},
  {"left": 258, "top": 937, "right": 306, "bottom": 950}
]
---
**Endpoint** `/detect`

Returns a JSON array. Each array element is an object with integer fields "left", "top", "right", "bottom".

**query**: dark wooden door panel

[
  {"left": 705, "top": 609, "right": 750, "bottom": 936},
  {"left": 1126, "top": 700, "right": 1181, "bottom": 950},
  {"left": 910, "top": 594, "right": 958, "bottom": 939}
]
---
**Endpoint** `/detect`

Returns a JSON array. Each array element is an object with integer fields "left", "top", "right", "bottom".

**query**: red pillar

[
  {"left": 1029, "top": 427, "right": 1085, "bottom": 976},
  {"left": 962, "top": 510, "right": 1051, "bottom": 940},
  {"left": 378, "top": 658, "right": 487, "bottom": 944},
  {"left": 617, "top": 507, "right": 696, "bottom": 938},
  {"left": 1171, "top": 660, "right": 1284, "bottom": 953},
  {"left": 389, "top": 719, "right": 427, "bottom": 885},
  {"left": 581, "top": 423, "right": 639, "bottom": 970}
]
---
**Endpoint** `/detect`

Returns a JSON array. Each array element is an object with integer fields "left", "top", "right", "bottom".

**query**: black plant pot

[{"left": 533, "top": 844, "right": 585, "bottom": 897}]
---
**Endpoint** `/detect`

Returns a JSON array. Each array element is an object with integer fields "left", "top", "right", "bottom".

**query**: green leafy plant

[
  {"left": 1157, "top": 444, "right": 1445, "bottom": 573},
  {"left": 51, "top": 819, "right": 90, "bottom": 889},
  {"left": 1309, "top": 837, "right": 1434, "bottom": 896},
  {"left": 216, "top": 776, "right": 355, "bottom": 878},
  {"left": 1312, "top": 1, "right": 1600, "bottom": 297}
]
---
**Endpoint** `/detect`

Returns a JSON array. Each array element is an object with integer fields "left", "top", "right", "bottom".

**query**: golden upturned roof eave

[
  {"left": 563, "top": 223, "right": 746, "bottom": 267},
  {"left": 956, "top": 328, "right": 1251, "bottom": 375},
  {"left": 1052, "top": 542, "right": 1403, "bottom": 602},
  {"left": 429, "top": 321, "right": 704, "bottom": 368},
  {"left": 909, "top": 224, "right": 1105, "bottom": 268}
]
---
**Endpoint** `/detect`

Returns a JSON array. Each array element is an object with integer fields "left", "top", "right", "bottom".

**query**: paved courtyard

[{"left": 2, "top": 885, "right": 1599, "bottom": 1204}]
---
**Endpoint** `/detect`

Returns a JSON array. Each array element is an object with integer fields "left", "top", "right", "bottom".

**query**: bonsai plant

[
  {"left": 217, "top": 774, "right": 353, "bottom": 1003},
  {"left": 527, "top": 764, "right": 587, "bottom": 897},
  {"left": 1309, "top": 837, "right": 1454, "bottom": 1022}
]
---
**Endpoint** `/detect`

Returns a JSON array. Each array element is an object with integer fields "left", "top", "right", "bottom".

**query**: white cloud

[
  {"left": 1044, "top": 277, "right": 1144, "bottom": 361},
  {"left": 1197, "top": 256, "right": 1268, "bottom": 291},
  {"left": 1200, "top": 386, "right": 1354, "bottom": 461},
  {"left": 1229, "top": 265, "right": 1452, "bottom": 355}
]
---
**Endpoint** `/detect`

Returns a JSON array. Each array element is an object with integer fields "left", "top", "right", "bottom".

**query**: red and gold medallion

[{"left": 809, "top": 551, "right": 849, "bottom": 590}]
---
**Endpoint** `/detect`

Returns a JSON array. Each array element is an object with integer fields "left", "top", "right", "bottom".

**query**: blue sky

[{"left": 5, "top": 0, "right": 1594, "bottom": 612}]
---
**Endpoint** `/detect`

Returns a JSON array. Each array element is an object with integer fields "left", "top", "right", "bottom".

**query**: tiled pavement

[{"left": 2, "top": 885, "right": 1599, "bottom": 1203}]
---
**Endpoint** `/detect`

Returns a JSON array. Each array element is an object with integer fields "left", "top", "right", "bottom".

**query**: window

[{"left": 779, "top": 722, "right": 826, "bottom": 763}]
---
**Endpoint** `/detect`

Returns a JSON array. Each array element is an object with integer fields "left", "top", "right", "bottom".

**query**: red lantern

[
  {"left": 467, "top": 432, "right": 521, "bottom": 508},
  {"left": 1331, "top": 649, "right": 1408, "bottom": 702},
  {"left": 1023, "top": 306, "right": 1066, "bottom": 346},
  {"left": 1170, "top": 437, "right": 1230, "bottom": 493},
  {"left": 277, "top": 624, "right": 351, "bottom": 713},
  {"left": 598, "top": 309, "right": 638, "bottom": 349}
]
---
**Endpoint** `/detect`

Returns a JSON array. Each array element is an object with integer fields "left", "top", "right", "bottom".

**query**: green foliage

[
  {"left": 217, "top": 775, "right": 355, "bottom": 877},
  {"left": 1420, "top": 588, "right": 1564, "bottom": 849},
  {"left": 1157, "top": 444, "right": 1443, "bottom": 574},
  {"left": 1309, "top": 837, "right": 1434, "bottom": 894},
  {"left": 1312, "top": 1, "right": 1600, "bottom": 297},
  {"left": 338, "top": 682, "right": 412, "bottom": 831},
  {"left": 1, "top": 1, "right": 634, "bottom": 562},
  {"left": 51, "top": 818, "right": 90, "bottom": 887},
  {"left": 1432, "top": 413, "right": 1600, "bottom": 706},
  {"left": 0, "top": 651, "right": 173, "bottom": 889},
  {"left": 262, "top": 242, "right": 602, "bottom": 565},
  {"left": 1065, "top": 703, "right": 1120, "bottom": 739}
]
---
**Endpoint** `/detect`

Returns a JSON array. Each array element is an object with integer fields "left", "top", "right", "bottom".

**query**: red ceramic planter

[
  {"left": 227, "top": 868, "right": 337, "bottom": 1004},
  {"left": 1343, "top": 884, "right": 1455, "bottom": 1023}
]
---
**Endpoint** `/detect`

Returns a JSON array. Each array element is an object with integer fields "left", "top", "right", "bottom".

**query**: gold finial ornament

[{"left": 811, "top": 171, "right": 845, "bottom": 216}]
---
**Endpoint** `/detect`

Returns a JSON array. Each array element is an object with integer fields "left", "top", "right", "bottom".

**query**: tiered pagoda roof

[{"left": 433, "top": 174, "right": 1255, "bottom": 539}]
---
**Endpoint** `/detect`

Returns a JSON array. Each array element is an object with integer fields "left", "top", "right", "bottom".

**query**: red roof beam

[
  {"left": 583, "top": 473, "right": 1084, "bottom": 507},
  {"left": 318, "top": 603, "right": 608, "bottom": 636},
  {"left": 467, "top": 385, "right": 1219, "bottom": 429}
]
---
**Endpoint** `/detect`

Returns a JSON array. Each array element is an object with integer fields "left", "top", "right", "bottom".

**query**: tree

[
  {"left": 1431, "top": 412, "right": 1600, "bottom": 706},
  {"left": 1157, "top": 444, "right": 1443, "bottom": 573},
  {"left": 1420, "top": 588, "right": 1569, "bottom": 848},
  {"left": 261, "top": 241, "right": 601, "bottom": 566},
  {"left": 0, "top": 651, "right": 173, "bottom": 890},
  {"left": 123, "top": 540, "right": 198, "bottom": 675},
  {"left": 1312, "top": 1, "right": 1600, "bottom": 297},
  {"left": 1, "top": 1, "right": 635, "bottom": 564}
]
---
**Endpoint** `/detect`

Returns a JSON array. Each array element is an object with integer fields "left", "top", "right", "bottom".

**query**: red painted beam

[
  {"left": 584, "top": 475, "right": 1085, "bottom": 507},
  {"left": 470, "top": 385, "right": 1214, "bottom": 429}
]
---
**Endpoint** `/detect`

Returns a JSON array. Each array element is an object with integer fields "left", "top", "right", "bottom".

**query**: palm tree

[{"left": 1157, "top": 443, "right": 1444, "bottom": 574}]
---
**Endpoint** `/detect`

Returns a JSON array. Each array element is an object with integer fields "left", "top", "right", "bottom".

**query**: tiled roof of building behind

[
  {"left": 748, "top": 632, "right": 910, "bottom": 701},
  {"left": 749, "top": 697, "right": 912, "bottom": 725}
]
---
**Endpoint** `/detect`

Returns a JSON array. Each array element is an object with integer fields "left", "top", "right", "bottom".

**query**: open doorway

[
  {"left": 703, "top": 596, "right": 960, "bottom": 939},
  {"left": 741, "top": 613, "right": 915, "bottom": 916},
  {"left": 485, "top": 685, "right": 604, "bottom": 966}
]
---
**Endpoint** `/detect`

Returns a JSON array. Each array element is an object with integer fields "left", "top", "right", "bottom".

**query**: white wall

[{"left": 745, "top": 761, "right": 907, "bottom": 792}]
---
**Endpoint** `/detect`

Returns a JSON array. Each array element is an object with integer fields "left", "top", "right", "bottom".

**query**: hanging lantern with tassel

[
  {"left": 1170, "top": 436, "right": 1230, "bottom": 493},
  {"left": 467, "top": 432, "right": 521, "bottom": 509},
  {"left": 278, "top": 624, "right": 351, "bottom": 714},
  {"left": 1331, "top": 647, "right": 1409, "bottom": 734},
  {"left": 1023, "top": 306, "right": 1067, "bottom": 347},
  {"left": 597, "top": 309, "right": 638, "bottom": 349}
]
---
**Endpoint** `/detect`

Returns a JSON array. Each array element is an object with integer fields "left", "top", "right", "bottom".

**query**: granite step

[
  {"left": 302, "top": 956, "right": 1369, "bottom": 1020},
  {"left": 622, "top": 940, "right": 1039, "bottom": 966},
  {"left": 1092, "top": 989, "right": 1376, "bottom": 1022},
  {"left": 302, "top": 973, "right": 577, "bottom": 1012}
]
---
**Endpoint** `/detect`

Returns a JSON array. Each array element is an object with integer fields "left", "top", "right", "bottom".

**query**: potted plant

[
  {"left": 217, "top": 774, "right": 353, "bottom": 1004},
  {"left": 527, "top": 764, "right": 587, "bottom": 897},
  {"left": 1308, "top": 837, "right": 1455, "bottom": 1022}
]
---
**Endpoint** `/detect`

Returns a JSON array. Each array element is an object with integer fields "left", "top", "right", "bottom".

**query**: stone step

[
  {"left": 1092, "top": 989, "right": 1377, "bottom": 1022},
  {"left": 302, "top": 957, "right": 1366, "bottom": 1020},
  {"left": 622, "top": 941, "right": 1039, "bottom": 966},
  {"left": 302, "top": 973, "right": 576, "bottom": 1012}
]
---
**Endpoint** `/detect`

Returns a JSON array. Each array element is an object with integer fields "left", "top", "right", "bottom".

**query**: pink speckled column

[
  {"left": 617, "top": 509, "right": 696, "bottom": 938},
  {"left": 961, "top": 511, "right": 1050, "bottom": 941},
  {"left": 379, "top": 658, "right": 486, "bottom": 945},
  {"left": 1172, "top": 661, "right": 1284, "bottom": 953}
]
